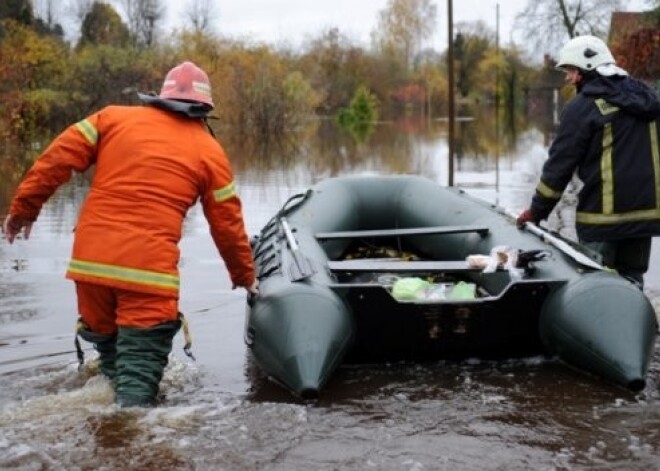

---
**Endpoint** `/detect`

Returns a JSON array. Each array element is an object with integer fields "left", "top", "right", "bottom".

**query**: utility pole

[
  {"left": 495, "top": 2, "right": 500, "bottom": 193},
  {"left": 447, "top": 0, "right": 455, "bottom": 187}
]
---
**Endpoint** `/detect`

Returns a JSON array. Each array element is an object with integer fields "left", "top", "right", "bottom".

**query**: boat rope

[
  {"left": 260, "top": 188, "right": 314, "bottom": 236},
  {"left": 277, "top": 189, "right": 313, "bottom": 218},
  {"left": 251, "top": 189, "right": 314, "bottom": 280}
]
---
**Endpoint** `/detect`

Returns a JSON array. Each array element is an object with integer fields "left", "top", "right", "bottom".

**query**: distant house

[
  {"left": 608, "top": 12, "right": 647, "bottom": 44},
  {"left": 608, "top": 11, "right": 659, "bottom": 86}
]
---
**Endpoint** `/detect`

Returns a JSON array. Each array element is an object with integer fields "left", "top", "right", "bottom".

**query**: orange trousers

[{"left": 75, "top": 281, "right": 179, "bottom": 335}]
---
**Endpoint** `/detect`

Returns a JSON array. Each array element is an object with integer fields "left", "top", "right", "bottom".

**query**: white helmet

[{"left": 556, "top": 35, "right": 616, "bottom": 71}]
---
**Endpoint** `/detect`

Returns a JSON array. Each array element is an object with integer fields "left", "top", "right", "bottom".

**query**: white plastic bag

[{"left": 466, "top": 246, "right": 523, "bottom": 279}]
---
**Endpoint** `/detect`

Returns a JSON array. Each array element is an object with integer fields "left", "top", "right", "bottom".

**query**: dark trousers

[{"left": 580, "top": 238, "right": 652, "bottom": 288}]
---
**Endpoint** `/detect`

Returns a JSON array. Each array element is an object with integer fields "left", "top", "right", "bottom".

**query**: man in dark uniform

[{"left": 518, "top": 35, "right": 660, "bottom": 288}]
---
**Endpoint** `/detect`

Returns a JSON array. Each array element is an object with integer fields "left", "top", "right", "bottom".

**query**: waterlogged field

[{"left": 2, "top": 122, "right": 660, "bottom": 469}]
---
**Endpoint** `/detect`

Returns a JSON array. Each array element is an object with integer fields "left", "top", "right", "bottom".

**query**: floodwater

[{"left": 1, "top": 118, "right": 660, "bottom": 470}]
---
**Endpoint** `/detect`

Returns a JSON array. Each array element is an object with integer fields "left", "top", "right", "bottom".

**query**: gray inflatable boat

[{"left": 246, "top": 175, "right": 657, "bottom": 398}]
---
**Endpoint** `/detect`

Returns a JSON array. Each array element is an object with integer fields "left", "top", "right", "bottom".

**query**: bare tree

[
  {"left": 514, "top": 0, "right": 623, "bottom": 57},
  {"left": 65, "top": 0, "right": 95, "bottom": 39},
  {"left": 33, "top": 0, "right": 60, "bottom": 28},
  {"left": 66, "top": 0, "right": 95, "bottom": 24},
  {"left": 31, "top": 0, "right": 68, "bottom": 36},
  {"left": 371, "top": 0, "right": 438, "bottom": 70},
  {"left": 120, "top": 0, "right": 165, "bottom": 47},
  {"left": 184, "top": 0, "right": 216, "bottom": 34}
]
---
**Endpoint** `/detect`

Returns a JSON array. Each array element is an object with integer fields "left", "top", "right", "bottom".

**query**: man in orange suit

[{"left": 3, "top": 61, "right": 258, "bottom": 407}]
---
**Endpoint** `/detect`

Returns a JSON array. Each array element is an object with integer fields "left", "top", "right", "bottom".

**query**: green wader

[
  {"left": 114, "top": 320, "right": 181, "bottom": 408},
  {"left": 77, "top": 325, "right": 117, "bottom": 380}
]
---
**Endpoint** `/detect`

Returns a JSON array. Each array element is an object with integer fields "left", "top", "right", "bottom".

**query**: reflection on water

[{"left": 1, "top": 115, "right": 659, "bottom": 469}]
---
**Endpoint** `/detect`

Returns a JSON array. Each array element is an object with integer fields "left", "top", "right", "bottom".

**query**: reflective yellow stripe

[
  {"left": 75, "top": 119, "right": 98, "bottom": 145},
  {"left": 651, "top": 121, "right": 660, "bottom": 207},
  {"left": 594, "top": 98, "right": 619, "bottom": 116},
  {"left": 213, "top": 181, "right": 237, "bottom": 202},
  {"left": 601, "top": 123, "right": 614, "bottom": 214},
  {"left": 68, "top": 259, "right": 179, "bottom": 290},
  {"left": 576, "top": 208, "right": 660, "bottom": 225},
  {"left": 536, "top": 180, "right": 562, "bottom": 199},
  {"left": 577, "top": 120, "right": 660, "bottom": 226}
]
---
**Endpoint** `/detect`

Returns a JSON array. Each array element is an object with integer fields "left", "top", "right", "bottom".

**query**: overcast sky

[
  {"left": 166, "top": 0, "right": 528, "bottom": 48},
  {"left": 46, "top": 0, "right": 650, "bottom": 60},
  {"left": 163, "top": 0, "right": 650, "bottom": 52}
]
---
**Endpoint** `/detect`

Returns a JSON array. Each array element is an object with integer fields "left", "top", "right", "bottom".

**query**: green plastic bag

[
  {"left": 392, "top": 277, "right": 431, "bottom": 301},
  {"left": 447, "top": 281, "right": 476, "bottom": 300}
]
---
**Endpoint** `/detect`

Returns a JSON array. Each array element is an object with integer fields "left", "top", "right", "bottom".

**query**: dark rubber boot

[
  {"left": 115, "top": 320, "right": 181, "bottom": 408},
  {"left": 78, "top": 327, "right": 117, "bottom": 380}
]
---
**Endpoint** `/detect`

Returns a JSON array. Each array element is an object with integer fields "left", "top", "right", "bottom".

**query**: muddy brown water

[{"left": 1, "top": 124, "right": 660, "bottom": 470}]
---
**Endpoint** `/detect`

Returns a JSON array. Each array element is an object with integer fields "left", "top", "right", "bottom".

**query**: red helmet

[{"left": 159, "top": 61, "right": 214, "bottom": 108}]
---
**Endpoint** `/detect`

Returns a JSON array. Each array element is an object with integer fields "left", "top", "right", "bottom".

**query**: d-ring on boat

[{"left": 245, "top": 175, "right": 657, "bottom": 398}]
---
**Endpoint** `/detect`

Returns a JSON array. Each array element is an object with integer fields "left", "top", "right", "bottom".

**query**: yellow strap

[
  {"left": 178, "top": 312, "right": 196, "bottom": 361},
  {"left": 74, "top": 318, "right": 86, "bottom": 369}
]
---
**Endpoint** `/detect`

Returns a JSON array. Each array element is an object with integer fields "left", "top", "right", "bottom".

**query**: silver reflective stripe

[{"left": 193, "top": 81, "right": 212, "bottom": 97}]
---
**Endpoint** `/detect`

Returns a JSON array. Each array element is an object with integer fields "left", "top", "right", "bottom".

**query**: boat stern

[{"left": 540, "top": 271, "right": 658, "bottom": 391}]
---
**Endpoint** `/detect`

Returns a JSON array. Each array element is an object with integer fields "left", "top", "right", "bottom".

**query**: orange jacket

[{"left": 10, "top": 105, "right": 255, "bottom": 296}]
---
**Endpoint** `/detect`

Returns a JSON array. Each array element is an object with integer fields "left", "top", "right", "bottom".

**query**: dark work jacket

[{"left": 531, "top": 74, "right": 660, "bottom": 241}]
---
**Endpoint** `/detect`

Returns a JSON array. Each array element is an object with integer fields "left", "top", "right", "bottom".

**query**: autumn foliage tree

[
  {"left": 79, "top": 1, "right": 130, "bottom": 48},
  {"left": 0, "top": 19, "right": 68, "bottom": 146},
  {"left": 372, "top": 0, "right": 437, "bottom": 71},
  {"left": 0, "top": 0, "right": 538, "bottom": 158},
  {"left": 208, "top": 43, "right": 321, "bottom": 138},
  {"left": 0, "top": 0, "right": 34, "bottom": 26},
  {"left": 454, "top": 25, "right": 492, "bottom": 98},
  {"left": 299, "top": 28, "right": 372, "bottom": 115},
  {"left": 609, "top": 7, "right": 660, "bottom": 83},
  {"left": 611, "top": 28, "right": 660, "bottom": 81}
]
